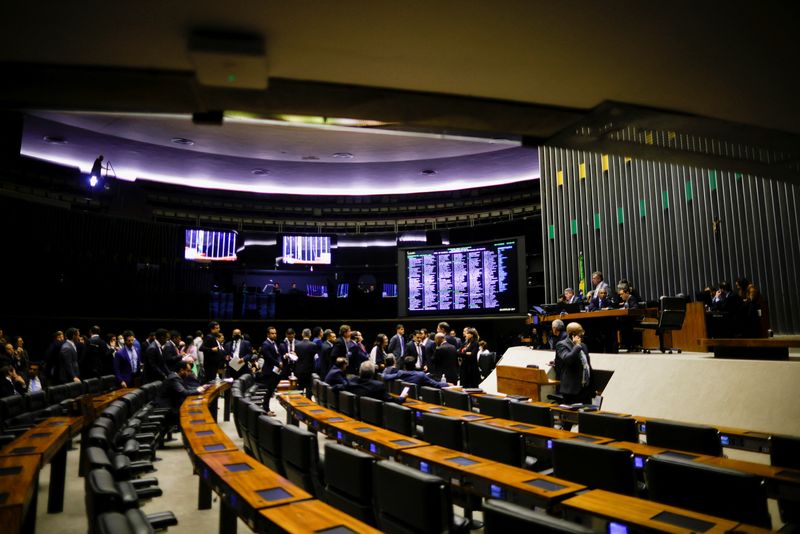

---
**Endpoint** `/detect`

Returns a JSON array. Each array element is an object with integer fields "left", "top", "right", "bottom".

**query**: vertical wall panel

[{"left": 540, "top": 146, "right": 800, "bottom": 334}]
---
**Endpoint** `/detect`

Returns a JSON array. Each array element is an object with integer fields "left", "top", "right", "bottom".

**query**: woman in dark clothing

[{"left": 459, "top": 327, "right": 482, "bottom": 388}]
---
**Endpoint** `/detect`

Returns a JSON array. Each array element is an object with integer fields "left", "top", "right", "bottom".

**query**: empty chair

[
  {"left": 324, "top": 384, "right": 339, "bottom": 411},
  {"left": 373, "top": 460, "right": 468, "bottom": 534},
  {"left": 646, "top": 455, "right": 770, "bottom": 528},
  {"left": 552, "top": 440, "right": 637, "bottom": 495},
  {"left": 85, "top": 469, "right": 175, "bottom": 534},
  {"left": 256, "top": 414, "right": 285, "bottom": 475},
  {"left": 478, "top": 351, "right": 497, "bottom": 381},
  {"left": 441, "top": 388, "right": 471, "bottom": 411},
  {"left": 383, "top": 402, "right": 414, "bottom": 437},
  {"left": 47, "top": 383, "right": 70, "bottom": 405},
  {"left": 466, "top": 422, "right": 527, "bottom": 468},
  {"left": 638, "top": 296, "right": 687, "bottom": 353},
  {"left": 477, "top": 395, "right": 510, "bottom": 418},
  {"left": 420, "top": 386, "right": 443, "bottom": 405},
  {"left": 421, "top": 413, "right": 464, "bottom": 451},
  {"left": 101, "top": 375, "right": 118, "bottom": 392},
  {"left": 235, "top": 398, "right": 254, "bottom": 449},
  {"left": 399, "top": 381, "right": 419, "bottom": 400},
  {"left": 578, "top": 412, "right": 639, "bottom": 443},
  {"left": 645, "top": 419, "right": 722, "bottom": 456},
  {"left": 244, "top": 402, "right": 265, "bottom": 456},
  {"left": 358, "top": 396, "right": 383, "bottom": 426},
  {"left": 509, "top": 401, "right": 552, "bottom": 426},
  {"left": 338, "top": 390, "right": 359, "bottom": 419},
  {"left": 24, "top": 390, "right": 48, "bottom": 413},
  {"left": 388, "top": 380, "right": 403, "bottom": 395},
  {"left": 84, "top": 377, "right": 103, "bottom": 395},
  {"left": 85, "top": 446, "right": 155, "bottom": 481},
  {"left": 323, "top": 442, "right": 376, "bottom": 525},
  {"left": 95, "top": 509, "right": 178, "bottom": 534},
  {"left": 483, "top": 499, "right": 592, "bottom": 533},
  {"left": 280, "top": 424, "right": 323, "bottom": 496}
]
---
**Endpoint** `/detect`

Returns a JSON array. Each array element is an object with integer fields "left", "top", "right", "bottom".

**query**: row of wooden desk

[
  {"left": 181, "top": 382, "right": 381, "bottom": 533},
  {"left": 279, "top": 391, "right": 784, "bottom": 532}
]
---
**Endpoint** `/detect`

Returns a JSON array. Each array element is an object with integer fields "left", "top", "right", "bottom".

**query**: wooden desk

[
  {"left": 495, "top": 366, "right": 557, "bottom": 401},
  {"left": 200, "top": 451, "right": 312, "bottom": 532},
  {"left": 327, "top": 420, "right": 427, "bottom": 459},
  {"left": 562, "top": 489, "right": 742, "bottom": 533},
  {"left": 702, "top": 337, "right": 800, "bottom": 360},
  {"left": 258, "top": 499, "right": 381, "bottom": 534},
  {"left": 0, "top": 417, "right": 72, "bottom": 513},
  {"left": 291, "top": 404, "right": 356, "bottom": 433},
  {"left": 397, "top": 444, "right": 497, "bottom": 479},
  {"left": 0, "top": 454, "right": 40, "bottom": 533},
  {"left": 403, "top": 398, "right": 493, "bottom": 422},
  {"left": 183, "top": 423, "right": 238, "bottom": 457},
  {"left": 481, "top": 418, "right": 614, "bottom": 455}
]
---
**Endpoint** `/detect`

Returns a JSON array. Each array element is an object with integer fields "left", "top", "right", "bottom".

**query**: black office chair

[
  {"left": 338, "top": 390, "right": 359, "bottom": 419},
  {"left": 421, "top": 413, "right": 464, "bottom": 451},
  {"left": 85, "top": 469, "right": 175, "bottom": 534},
  {"left": 465, "top": 422, "right": 529, "bottom": 468},
  {"left": 256, "top": 414, "right": 285, "bottom": 475},
  {"left": 646, "top": 455, "right": 771, "bottom": 528},
  {"left": 245, "top": 402, "right": 266, "bottom": 457},
  {"left": 638, "top": 296, "right": 687, "bottom": 353},
  {"left": 235, "top": 398, "right": 254, "bottom": 447},
  {"left": 477, "top": 395, "right": 510, "bottom": 418},
  {"left": 420, "top": 386, "right": 443, "bottom": 405},
  {"left": 483, "top": 499, "right": 592, "bottom": 533},
  {"left": 85, "top": 446, "right": 156, "bottom": 482},
  {"left": 388, "top": 380, "right": 403, "bottom": 395},
  {"left": 645, "top": 419, "right": 722, "bottom": 456},
  {"left": 373, "top": 460, "right": 469, "bottom": 534},
  {"left": 322, "top": 442, "right": 376, "bottom": 525},
  {"left": 441, "top": 388, "right": 471, "bottom": 411},
  {"left": 478, "top": 351, "right": 497, "bottom": 380},
  {"left": 324, "top": 384, "right": 339, "bottom": 411},
  {"left": 280, "top": 424, "right": 323, "bottom": 496},
  {"left": 101, "top": 374, "right": 118, "bottom": 392},
  {"left": 509, "top": 401, "right": 553, "bottom": 426},
  {"left": 770, "top": 434, "right": 800, "bottom": 525},
  {"left": 578, "top": 412, "right": 639, "bottom": 443},
  {"left": 552, "top": 439, "right": 638, "bottom": 496},
  {"left": 400, "top": 381, "right": 419, "bottom": 400},
  {"left": 315, "top": 380, "right": 329, "bottom": 406},
  {"left": 84, "top": 377, "right": 103, "bottom": 395},
  {"left": 383, "top": 402, "right": 415, "bottom": 437},
  {"left": 358, "top": 396, "right": 383, "bottom": 426},
  {"left": 95, "top": 509, "right": 178, "bottom": 534}
]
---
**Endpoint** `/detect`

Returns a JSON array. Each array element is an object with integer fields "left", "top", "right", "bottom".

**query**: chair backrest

[
  {"left": 478, "top": 395, "right": 510, "bottom": 418},
  {"left": 373, "top": 460, "right": 453, "bottom": 534},
  {"left": 245, "top": 402, "right": 265, "bottom": 456},
  {"left": 66, "top": 381, "right": 85, "bottom": 399},
  {"left": 441, "top": 388, "right": 470, "bottom": 411},
  {"left": 388, "top": 379, "right": 403, "bottom": 395},
  {"left": 85, "top": 469, "right": 138, "bottom": 532},
  {"left": 657, "top": 296, "right": 687, "bottom": 330},
  {"left": 645, "top": 419, "right": 722, "bottom": 456},
  {"left": 101, "top": 375, "right": 117, "bottom": 392},
  {"left": 358, "top": 396, "right": 383, "bottom": 426},
  {"left": 383, "top": 402, "right": 414, "bottom": 437},
  {"left": 770, "top": 434, "right": 800, "bottom": 470},
  {"left": 400, "top": 381, "right": 419, "bottom": 400},
  {"left": 256, "top": 414, "right": 285, "bottom": 474},
  {"left": 466, "top": 422, "right": 525, "bottom": 467},
  {"left": 280, "top": 424, "right": 321, "bottom": 496},
  {"left": 578, "top": 412, "right": 639, "bottom": 443},
  {"left": 84, "top": 377, "right": 102, "bottom": 395},
  {"left": 552, "top": 439, "right": 637, "bottom": 495},
  {"left": 338, "top": 390, "right": 358, "bottom": 418},
  {"left": 483, "top": 499, "right": 593, "bottom": 533},
  {"left": 509, "top": 401, "right": 552, "bottom": 426},
  {"left": 421, "top": 413, "right": 464, "bottom": 451},
  {"left": 323, "top": 442, "right": 376, "bottom": 525},
  {"left": 420, "top": 386, "right": 443, "bottom": 405},
  {"left": 24, "top": 391, "right": 48, "bottom": 412},
  {"left": 0, "top": 395, "right": 26, "bottom": 422},
  {"left": 324, "top": 384, "right": 339, "bottom": 411},
  {"left": 646, "top": 455, "right": 770, "bottom": 528},
  {"left": 47, "top": 383, "right": 69, "bottom": 405}
]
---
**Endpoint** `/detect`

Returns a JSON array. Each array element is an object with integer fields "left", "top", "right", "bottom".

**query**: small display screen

[
  {"left": 447, "top": 456, "right": 479, "bottom": 466},
  {"left": 257, "top": 487, "right": 293, "bottom": 502},
  {"left": 225, "top": 463, "right": 253, "bottom": 473},
  {"left": 651, "top": 512, "right": 715, "bottom": 532},
  {"left": 523, "top": 478, "right": 567, "bottom": 491},
  {"left": 391, "top": 439, "right": 417, "bottom": 446},
  {"left": 283, "top": 235, "right": 331, "bottom": 265}
]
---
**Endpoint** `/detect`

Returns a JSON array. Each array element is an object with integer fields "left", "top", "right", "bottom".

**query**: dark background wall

[{"left": 540, "top": 146, "right": 800, "bottom": 333}]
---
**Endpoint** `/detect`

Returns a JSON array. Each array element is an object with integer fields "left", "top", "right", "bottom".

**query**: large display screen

[
  {"left": 184, "top": 228, "right": 237, "bottom": 262},
  {"left": 282, "top": 235, "right": 332, "bottom": 265},
  {"left": 398, "top": 237, "right": 526, "bottom": 316}
]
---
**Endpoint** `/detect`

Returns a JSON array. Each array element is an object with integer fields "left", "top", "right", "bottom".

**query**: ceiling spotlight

[
  {"left": 251, "top": 168, "right": 270, "bottom": 175},
  {"left": 42, "top": 135, "right": 68, "bottom": 145},
  {"left": 419, "top": 169, "right": 438, "bottom": 176},
  {"left": 302, "top": 155, "right": 320, "bottom": 161},
  {"left": 171, "top": 137, "right": 195, "bottom": 146},
  {"left": 332, "top": 152, "right": 354, "bottom": 159}
]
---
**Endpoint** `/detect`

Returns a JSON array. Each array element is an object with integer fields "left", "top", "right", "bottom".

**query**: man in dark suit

[
  {"left": 1, "top": 364, "right": 27, "bottom": 396},
  {"left": 349, "top": 330, "right": 369, "bottom": 377},
  {"left": 224, "top": 328, "right": 253, "bottom": 380},
  {"left": 331, "top": 324, "right": 356, "bottom": 373},
  {"left": 162, "top": 330, "right": 183, "bottom": 373},
  {"left": 555, "top": 323, "right": 593, "bottom": 404},
  {"left": 383, "top": 356, "right": 448, "bottom": 388},
  {"left": 58, "top": 327, "right": 82, "bottom": 384},
  {"left": 404, "top": 330, "right": 426, "bottom": 370},
  {"left": 318, "top": 329, "right": 336, "bottom": 379},
  {"left": 341, "top": 360, "right": 404, "bottom": 403},
  {"left": 81, "top": 325, "right": 108, "bottom": 379},
  {"left": 437, "top": 322, "right": 460, "bottom": 349},
  {"left": 387, "top": 324, "right": 405, "bottom": 361},
  {"left": 153, "top": 361, "right": 209, "bottom": 426},
  {"left": 113, "top": 331, "right": 141, "bottom": 388},
  {"left": 293, "top": 328, "right": 317, "bottom": 399},
  {"left": 617, "top": 284, "right": 641, "bottom": 350},
  {"left": 202, "top": 322, "right": 224, "bottom": 383},
  {"left": 258, "top": 326, "right": 281, "bottom": 416},
  {"left": 143, "top": 329, "right": 169, "bottom": 384},
  {"left": 324, "top": 356, "right": 348, "bottom": 387},
  {"left": 420, "top": 328, "right": 435, "bottom": 368},
  {"left": 432, "top": 333, "right": 460, "bottom": 384},
  {"left": 277, "top": 328, "right": 297, "bottom": 380},
  {"left": 587, "top": 287, "right": 611, "bottom": 311}
]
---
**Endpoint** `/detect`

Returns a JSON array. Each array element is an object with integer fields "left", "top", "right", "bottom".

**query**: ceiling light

[
  {"left": 42, "top": 135, "right": 67, "bottom": 144},
  {"left": 251, "top": 168, "right": 270, "bottom": 175},
  {"left": 420, "top": 169, "right": 438, "bottom": 176},
  {"left": 302, "top": 155, "right": 320, "bottom": 161},
  {"left": 171, "top": 137, "right": 195, "bottom": 146},
  {"left": 332, "top": 152, "right": 354, "bottom": 159}
]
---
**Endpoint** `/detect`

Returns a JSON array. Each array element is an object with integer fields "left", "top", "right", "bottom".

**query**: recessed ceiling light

[
  {"left": 42, "top": 135, "right": 67, "bottom": 145},
  {"left": 420, "top": 169, "right": 438, "bottom": 176},
  {"left": 251, "top": 168, "right": 270, "bottom": 175},
  {"left": 332, "top": 152, "right": 354, "bottom": 159},
  {"left": 302, "top": 155, "right": 320, "bottom": 161},
  {"left": 171, "top": 137, "right": 195, "bottom": 146}
]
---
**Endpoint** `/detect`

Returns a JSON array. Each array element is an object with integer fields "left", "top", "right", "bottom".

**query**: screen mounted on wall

[
  {"left": 184, "top": 228, "right": 237, "bottom": 262},
  {"left": 397, "top": 237, "right": 526, "bottom": 316},
  {"left": 282, "top": 235, "right": 332, "bottom": 265}
]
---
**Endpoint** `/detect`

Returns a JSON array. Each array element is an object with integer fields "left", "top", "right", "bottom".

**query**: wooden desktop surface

[
  {"left": 259, "top": 499, "right": 381, "bottom": 534},
  {"left": 0, "top": 419, "right": 71, "bottom": 467},
  {"left": 182, "top": 423, "right": 238, "bottom": 456},
  {"left": 0, "top": 454, "right": 40, "bottom": 534},
  {"left": 562, "top": 489, "right": 742, "bottom": 533},
  {"left": 331, "top": 420, "right": 427, "bottom": 452},
  {"left": 403, "top": 398, "right": 493, "bottom": 422},
  {"left": 481, "top": 417, "right": 615, "bottom": 444},
  {"left": 468, "top": 460, "right": 585, "bottom": 502},
  {"left": 399, "top": 445, "right": 497, "bottom": 474},
  {"left": 543, "top": 308, "right": 646, "bottom": 323}
]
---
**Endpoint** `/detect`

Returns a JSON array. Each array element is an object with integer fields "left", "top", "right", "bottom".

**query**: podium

[{"left": 496, "top": 365, "right": 558, "bottom": 401}]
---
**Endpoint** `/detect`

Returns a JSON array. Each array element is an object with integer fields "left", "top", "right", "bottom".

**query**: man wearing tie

[
  {"left": 278, "top": 328, "right": 297, "bottom": 380},
  {"left": 587, "top": 288, "right": 611, "bottom": 311},
  {"left": 224, "top": 328, "right": 252, "bottom": 380},
  {"left": 143, "top": 329, "right": 169, "bottom": 384},
  {"left": 259, "top": 326, "right": 282, "bottom": 416},
  {"left": 404, "top": 330, "right": 426, "bottom": 370},
  {"left": 114, "top": 331, "right": 141, "bottom": 388},
  {"left": 202, "top": 322, "right": 224, "bottom": 383}
]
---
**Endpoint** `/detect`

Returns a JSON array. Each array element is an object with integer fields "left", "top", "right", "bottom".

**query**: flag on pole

[{"left": 578, "top": 251, "right": 586, "bottom": 299}]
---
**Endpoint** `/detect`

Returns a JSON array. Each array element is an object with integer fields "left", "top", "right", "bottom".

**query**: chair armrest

[
  {"left": 130, "top": 477, "right": 159, "bottom": 489},
  {"left": 146, "top": 511, "right": 179, "bottom": 529},
  {"left": 135, "top": 485, "right": 163, "bottom": 501}
]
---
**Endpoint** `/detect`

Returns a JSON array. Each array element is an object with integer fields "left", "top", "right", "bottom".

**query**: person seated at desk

[
  {"left": 709, "top": 280, "right": 743, "bottom": 337},
  {"left": 1, "top": 364, "right": 27, "bottom": 396},
  {"left": 587, "top": 287, "right": 612, "bottom": 311},
  {"left": 383, "top": 356, "right": 449, "bottom": 388},
  {"left": 617, "top": 284, "right": 639, "bottom": 309},
  {"left": 742, "top": 284, "right": 769, "bottom": 338},
  {"left": 341, "top": 360, "right": 404, "bottom": 404},
  {"left": 325, "top": 356, "right": 349, "bottom": 387},
  {"left": 560, "top": 287, "right": 580, "bottom": 304},
  {"left": 617, "top": 284, "right": 642, "bottom": 350},
  {"left": 154, "top": 361, "right": 209, "bottom": 425}
]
